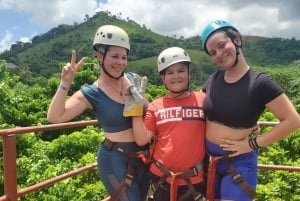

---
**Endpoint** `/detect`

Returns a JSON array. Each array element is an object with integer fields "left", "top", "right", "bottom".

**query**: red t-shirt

[{"left": 144, "top": 91, "right": 206, "bottom": 184}]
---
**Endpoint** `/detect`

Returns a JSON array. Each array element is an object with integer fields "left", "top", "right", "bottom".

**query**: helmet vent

[
  {"left": 215, "top": 20, "right": 226, "bottom": 25},
  {"left": 157, "top": 47, "right": 191, "bottom": 73},
  {"left": 92, "top": 25, "right": 130, "bottom": 51}
]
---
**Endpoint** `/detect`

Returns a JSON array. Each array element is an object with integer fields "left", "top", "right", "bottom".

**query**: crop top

[
  {"left": 202, "top": 69, "right": 283, "bottom": 128},
  {"left": 81, "top": 85, "right": 132, "bottom": 133}
]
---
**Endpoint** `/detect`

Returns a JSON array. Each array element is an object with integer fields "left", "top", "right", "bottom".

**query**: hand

[
  {"left": 251, "top": 123, "right": 261, "bottom": 136},
  {"left": 123, "top": 74, "right": 148, "bottom": 117},
  {"left": 61, "top": 50, "right": 85, "bottom": 85},
  {"left": 220, "top": 137, "right": 253, "bottom": 158}
]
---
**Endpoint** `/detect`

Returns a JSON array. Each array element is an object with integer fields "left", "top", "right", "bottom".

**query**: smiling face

[
  {"left": 206, "top": 31, "right": 239, "bottom": 68},
  {"left": 160, "top": 62, "right": 189, "bottom": 93},
  {"left": 98, "top": 46, "right": 128, "bottom": 78}
]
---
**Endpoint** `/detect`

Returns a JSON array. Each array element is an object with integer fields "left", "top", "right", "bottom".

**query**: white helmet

[
  {"left": 93, "top": 25, "right": 130, "bottom": 51},
  {"left": 157, "top": 47, "right": 191, "bottom": 73}
]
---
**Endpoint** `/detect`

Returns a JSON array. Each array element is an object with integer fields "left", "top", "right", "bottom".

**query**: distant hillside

[
  {"left": 1, "top": 11, "right": 300, "bottom": 80},
  {"left": 0, "top": 11, "right": 191, "bottom": 77}
]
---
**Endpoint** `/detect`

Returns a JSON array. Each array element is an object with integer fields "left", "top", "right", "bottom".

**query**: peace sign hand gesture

[{"left": 61, "top": 50, "right": 85, "bottom": 85}]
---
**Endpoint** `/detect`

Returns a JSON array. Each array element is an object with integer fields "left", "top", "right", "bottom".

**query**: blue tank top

[{"left": 81, "top": 85, "right": 132, "bottom": 133}]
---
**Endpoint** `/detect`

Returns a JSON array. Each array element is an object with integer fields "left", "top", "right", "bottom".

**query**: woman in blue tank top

[
  {"left": 47, "top": 25, "right": 150, "bottom": 201},
  {"left": 200, "top": 20, "right": 300, "bottom": 201}
]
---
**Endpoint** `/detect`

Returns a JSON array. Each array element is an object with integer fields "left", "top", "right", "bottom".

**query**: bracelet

[
  {"left": 248, "top": 137, "right": 260, "bottom": 150},
  {"left": 59, "top": 84, "right": 69, "bottom": 92}
]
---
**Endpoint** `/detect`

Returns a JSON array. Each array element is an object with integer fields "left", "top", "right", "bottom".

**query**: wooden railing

[{"left": 1, "top": 121, "right": 300, "bottom": 201}]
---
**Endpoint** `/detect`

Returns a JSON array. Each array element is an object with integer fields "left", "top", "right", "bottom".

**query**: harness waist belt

[
  {"left": 153, "top": 161, "right": 205, "bottom": 201},
  {"left": 206, "top": 154, "right": 257, "bottom": 200},
  {"left": 103, "top": 138, "right": 149, "bottom": 149},
  {"left": 102, "top": 138, "right": 149, "bottom": 158},
  {"left": 102, "top": 138, "right": 118, "bottom": 150},
  {"left": 101, "top": 138, "right": 146, "bottom": 201}
]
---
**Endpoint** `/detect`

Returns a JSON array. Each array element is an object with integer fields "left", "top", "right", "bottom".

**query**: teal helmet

[{"left": 201, "top": 20, "right": 238, "bottom": 54}]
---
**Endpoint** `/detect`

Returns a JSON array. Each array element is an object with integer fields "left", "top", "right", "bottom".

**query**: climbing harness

[
  {"left": 149, "top": 160, "right": 206, "bottom": 201},
  {"left": 139, "top": 134, "right": 206, "bottom": 201},
  {"left": 102, "top": 138, "right": 149, "bottom": 201},
  {"left": 206, "top": 154, "right": 257, "bottom": 201}
]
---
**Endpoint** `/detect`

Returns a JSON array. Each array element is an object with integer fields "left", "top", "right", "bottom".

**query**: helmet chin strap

[
  {"left": 231, "top": 43, "right": 241, "bottom": 67},
  {"left": 100, "top": 48, "right": 124, "bottom": 80},
  {"left": 101, "top": 64, "right": 124, "bottom": 80}
]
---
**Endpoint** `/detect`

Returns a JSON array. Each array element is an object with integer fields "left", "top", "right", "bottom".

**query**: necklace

[{"left": 99, "top": 78, "right": 123, "bottom": 96}]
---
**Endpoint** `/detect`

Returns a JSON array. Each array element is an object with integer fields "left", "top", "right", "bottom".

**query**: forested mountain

[
  {"left": 1, "top": 11, "right": 300, "bottom": 84},
  {"left": 0, "top": 11, "right": 184, "bottom": 77}
]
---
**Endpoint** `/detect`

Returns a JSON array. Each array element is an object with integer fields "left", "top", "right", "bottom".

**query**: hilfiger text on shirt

[{"left": 155, "top": 106, "right": 205, "bottom": 125}]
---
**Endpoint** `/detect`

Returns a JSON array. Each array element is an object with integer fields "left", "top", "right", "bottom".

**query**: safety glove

[{"left": 123, "top": 74, "right": 148, "bottom": 117}]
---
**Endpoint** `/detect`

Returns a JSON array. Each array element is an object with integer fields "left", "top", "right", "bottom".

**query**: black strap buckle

[
  {"left": 124, "top": 172, "right": 134, "bottom": 187},
  {"left": 102, "top": 139, "right": 116, "bottom": 151},
  {"left": 232, "top": 173, "right": 244, "bottom": 183}
]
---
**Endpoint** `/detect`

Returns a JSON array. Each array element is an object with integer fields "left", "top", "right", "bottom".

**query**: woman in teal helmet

[
  {"left": 200, "top": 20, "right": 300, "bottom": 201},
  {"left": 201, "top": 20, "right": 242, "bottom": 67}
]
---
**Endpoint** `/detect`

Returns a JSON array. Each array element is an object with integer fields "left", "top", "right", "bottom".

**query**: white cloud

[
  {"left": 0, "top": 29, "right": 40, "bottom": 53},
  {"left": 0, "top": 31, "right": 13, "bottom": 53},
  {"left": 19, "top": 36, "right": 31, "bottom": 43},
  {"left": 1, "top": 0, "right": 98, "bottom": 28},
  {"left": 97, "top": 0, "right": 300, "bottom": 39},
  {"left": 1, "top": 0, "right": 300, "bottom": 54}
]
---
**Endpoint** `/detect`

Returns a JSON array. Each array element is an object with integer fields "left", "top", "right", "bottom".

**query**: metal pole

[{"left": 3, "top": 134, "right": 18, "bottom": 201}]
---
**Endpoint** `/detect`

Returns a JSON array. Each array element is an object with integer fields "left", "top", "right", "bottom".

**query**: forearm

[
  {"left": 47, "top": 83, "right": 70, "bottom": 123},
  {"left": 47, "top": 50, "right": 87, "bottom": 123},
  {"left": 257, "top": 116, "right": 300, "bottom": 147},
  {"left": 257, "top": 94, "right": 300, "bottom": 147},
  {"left": 132, "top": 117, "right": 152, "bottom": 146}
]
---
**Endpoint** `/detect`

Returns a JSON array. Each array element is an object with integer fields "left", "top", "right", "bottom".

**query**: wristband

[
  {"left": 248, "top": 137, "right": 260, "bottom": 150},
  {"left": 59, "top": 84, "right": 69, "bottom": 92}
]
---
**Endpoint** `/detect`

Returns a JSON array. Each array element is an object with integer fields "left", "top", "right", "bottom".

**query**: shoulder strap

[{"left": 138, "top": 135, "right": 156, "bottom": 165}]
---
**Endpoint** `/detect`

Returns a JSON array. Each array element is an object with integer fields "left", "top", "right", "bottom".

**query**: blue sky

[
  {"left": 0, "top": 9, "right": 48, "bottom": 44},
  {"left": 1, "top": 0, "right": 300, "bottom": 53}
]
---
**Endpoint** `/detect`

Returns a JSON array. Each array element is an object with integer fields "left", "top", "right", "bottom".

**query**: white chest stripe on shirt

[{"left": 155, "top": 106, "right": 205, "bottom": 125}]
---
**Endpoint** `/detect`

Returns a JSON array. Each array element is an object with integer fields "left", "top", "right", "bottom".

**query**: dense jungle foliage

[{"left": 1, "top": 11, "right": 300, "bottom": 201}]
